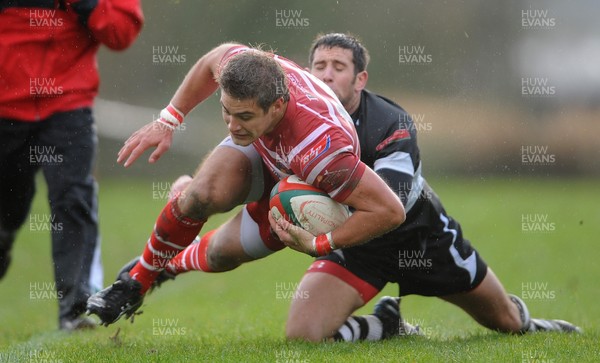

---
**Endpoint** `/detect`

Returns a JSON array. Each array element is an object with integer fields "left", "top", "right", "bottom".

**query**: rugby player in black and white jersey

[{"left": 299, "top": 33, "right": 581, "bottom": 341}]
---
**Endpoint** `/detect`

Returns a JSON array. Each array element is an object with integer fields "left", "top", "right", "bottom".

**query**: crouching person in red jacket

[{"left": 0, "top": 0, "right": 143, "bottom": 330}]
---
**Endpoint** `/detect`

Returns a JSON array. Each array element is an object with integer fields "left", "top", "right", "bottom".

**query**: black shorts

[{"left": 308, "top": 201, "right": 488, "bottom": 302}]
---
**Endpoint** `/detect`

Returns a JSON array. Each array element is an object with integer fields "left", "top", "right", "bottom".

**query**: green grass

[{"left": 1, "top": 177, "right": 598, "bottom": 362}]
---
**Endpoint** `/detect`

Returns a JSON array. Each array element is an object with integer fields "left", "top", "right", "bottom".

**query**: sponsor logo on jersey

[
  {"left": 300, "top": 134, "right": 331, "bottom": 172},
  {"left": 375, "top": 129, "right": 411, "bottom": 151}
]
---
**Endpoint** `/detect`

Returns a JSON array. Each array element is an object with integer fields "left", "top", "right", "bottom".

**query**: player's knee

[
  {"left": 178, "top": 188, "right": 213, "bottom": 219},
  {"left": 488, "top": 298, "right": 525, "bottom": 333},
  {"left": 206, "top": 247, "right": 242, "bottom": 272},
  {"left": 501, "top": 305, "right": 526, "bottom": 333},
  {"left": 285, "top": 310, "right": 334, "bottom": 342},
  {"left": 169, "top": 175, "right": 192, "bottom": 197},
  {"left": 204, "top": 237, "right": 243, "bottom": 272},
  {"left": 285, "top": 321, "right": 325, "bottom": 342},
  {"left": 177, "top": 182, "right": 231, "bottom": 219},
  {"left": 499, "top": 294, "right": 526, "bottom": 333},
  {"left": 494, "top": 317, "right": 523, "bottom": 334},
  {"left": 390, "top": 202, "right": 406, "bottom": 227}
]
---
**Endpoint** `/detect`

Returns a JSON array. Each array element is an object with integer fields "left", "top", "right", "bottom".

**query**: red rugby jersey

[
  {"left": 220, "top": 46, "right": 365, "bottom": 202},
  {"left": 0, "top": 0, "right": 143, "bottom": 121}
]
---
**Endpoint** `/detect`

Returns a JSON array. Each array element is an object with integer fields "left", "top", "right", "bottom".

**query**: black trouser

[{"left": 0, "top": 108, "right": 102, "bottom": 323}]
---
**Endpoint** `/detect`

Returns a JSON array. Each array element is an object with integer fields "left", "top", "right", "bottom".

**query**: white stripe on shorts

[
  {"left": 440, "top": 213, "right": 477, "bottom": 283},
  {"left": 217, "top": 136, "right": 265, "bottom": 203},
  {"left": 239, "top": 206, "right": 276, "bottom": 259}
]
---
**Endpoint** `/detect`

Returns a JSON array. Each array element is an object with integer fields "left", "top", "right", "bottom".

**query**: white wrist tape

[{"left": 158, "top": 103, "right": 185, "bottom": 130}]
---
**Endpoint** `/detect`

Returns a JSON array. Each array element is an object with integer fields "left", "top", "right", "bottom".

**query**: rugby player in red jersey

[{"left": 86, "top": 43, "right": 406, "bottom": 339}]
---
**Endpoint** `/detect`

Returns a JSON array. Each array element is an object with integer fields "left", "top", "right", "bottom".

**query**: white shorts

[{"left": 217, "top": 137, "right": 285, "bottom": 259}]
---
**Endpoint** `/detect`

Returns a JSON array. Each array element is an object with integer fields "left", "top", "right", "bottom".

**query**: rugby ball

[{"left": 269, "top": 175, "right": 351, "bottom": 235}]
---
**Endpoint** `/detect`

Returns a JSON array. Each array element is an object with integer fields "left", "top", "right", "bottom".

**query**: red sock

[
  {"left": 129, "top": 196, "right": 204, "bottom": 294},
  {"left": 166, "top": 229, "right": 216, "bottom": 274}
]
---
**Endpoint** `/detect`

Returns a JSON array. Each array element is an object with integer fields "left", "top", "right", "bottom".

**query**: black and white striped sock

[{"left": 332, "top": 315, "right": 383, "bottom": 342}]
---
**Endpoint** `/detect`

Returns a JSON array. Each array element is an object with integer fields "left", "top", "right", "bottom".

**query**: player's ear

[
  {"left": 355, "top": 70, "right": 368, "bottom": 91},
  {"left": 270, "top": 96, "right": 286, "bottom": 114}
]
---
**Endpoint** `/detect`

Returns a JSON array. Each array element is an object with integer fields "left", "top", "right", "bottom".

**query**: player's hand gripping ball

[{"left": 269, "top": 175, "right": 351, "bottom": 236}]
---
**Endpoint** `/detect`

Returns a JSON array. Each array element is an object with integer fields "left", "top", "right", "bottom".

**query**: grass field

[{"left": 0, "top": 176, "right": 598, "bottom": 362}]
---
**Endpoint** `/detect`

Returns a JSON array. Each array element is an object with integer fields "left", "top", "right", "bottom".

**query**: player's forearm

[
  {"left": 331, "top": 168, "right": 405, "bottom": 248},
  {"left": 169, "top": 43, "right": 240, "bottom": 115},
  {"left": 329, "top": 210, "right": 397, "bottom": 249}
]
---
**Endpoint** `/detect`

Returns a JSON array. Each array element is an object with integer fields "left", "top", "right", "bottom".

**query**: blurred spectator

[{"left": 0, "top": 0, "right": 143, "bottom": 330}]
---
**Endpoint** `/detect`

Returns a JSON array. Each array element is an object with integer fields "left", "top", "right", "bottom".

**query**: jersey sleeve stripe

[
  {"left": 326, "top": 158, "right": 362, "bottom": 199},
  {"left": 305, "top": 145, "right": 353, "bottom": 185},
  {"left": 373, "top": 151, "right": 414, "bottom": 176}
]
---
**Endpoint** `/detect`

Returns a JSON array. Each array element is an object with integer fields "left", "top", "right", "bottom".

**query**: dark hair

[
  {"left": 308, "top": 33, "right": 370, "bottom": 74},
  {"left": 218, "top": 51, "right": 290, "bottom": 113}
]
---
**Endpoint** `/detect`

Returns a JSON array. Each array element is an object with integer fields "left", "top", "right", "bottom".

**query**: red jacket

[{"left": 0, "top": 0, "right": 143, "bottom": 121}]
